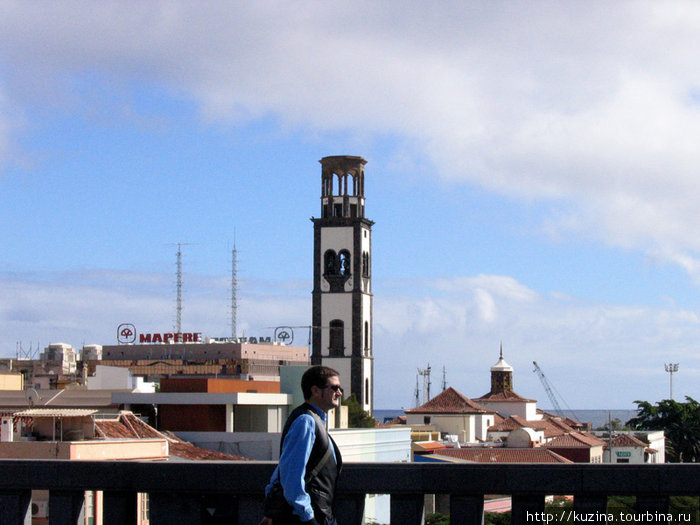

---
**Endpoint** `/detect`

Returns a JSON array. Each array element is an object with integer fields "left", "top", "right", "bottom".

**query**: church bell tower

[{"left": 311, "top": 155, "right": 374, "bottom": 413}]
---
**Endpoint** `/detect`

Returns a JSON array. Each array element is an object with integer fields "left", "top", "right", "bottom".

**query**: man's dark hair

[{"left": 301, "top": 365, "right": 340, "bottom": 400}]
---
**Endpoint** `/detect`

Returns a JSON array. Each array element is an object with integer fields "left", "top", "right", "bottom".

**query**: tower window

[
  {"left": 339, "top": 250, "right": 351, "bottom": 276},
  {"left": 324, "top": 250, "right": 337, "bottom": 275},
  {"left": 364, "top": 321, "right": 369, "bottom": 353},
  {"left": 329, "top": 320, "right": 344, "bottom": 356},
  {"left": 362, "top": 252, "right": 370, "bottom": 277}
]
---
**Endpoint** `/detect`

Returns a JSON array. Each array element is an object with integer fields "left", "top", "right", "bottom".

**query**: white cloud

[
  {"left": 2, "top": 2, "right": 700, "bottom": 409},
  {"left": 374, "top": 274, "right": 700, "bottom": 408},
  {"left": 2, "top": 270, "right": 698, "bottom": 408},
  {"left": 2, "top": 2, "right": 700, "bottom": 279}
]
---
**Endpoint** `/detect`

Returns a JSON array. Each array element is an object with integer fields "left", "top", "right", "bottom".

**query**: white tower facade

[{"left": 312, "top": 155, "right": 374, "bottom": 413}]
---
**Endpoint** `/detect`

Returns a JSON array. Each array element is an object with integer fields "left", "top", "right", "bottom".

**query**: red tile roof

[
  {"left": 537, "top": 410, "right": 585, "bottom": 429},
  {"left": 474, "top": 390, "right": 536, "bottom": 403},
  {"left": 605, "top": 433, "right": 650, "bottom": 449},
  {"left": 95, "top": 411, "right": 248, "bottom": 461},
  {"left": 489, "top": 415, "right": 574, "bottom": 438},
  {"left": 434, "top": 447, "right": 572, "bottom": 463},
  {"left": 414, "top": 441, "right": 448, "bottom": 452},
  {"left": 542, "top": 432, "right": 605, "bottom": 449},
  {"left": 405, "top": 388, "right": 493, "bottom": 415}
]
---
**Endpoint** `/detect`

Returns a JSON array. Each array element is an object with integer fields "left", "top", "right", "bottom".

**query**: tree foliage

[
  {"left": 626, "top": 396, "right": 700, "bottom": 462},
  {"left": 341, "top": 393, "right": 377, "bottom": 428}
]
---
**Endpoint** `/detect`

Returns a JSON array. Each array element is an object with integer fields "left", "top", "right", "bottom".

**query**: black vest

[{"left": 280, "top": 403, "right": 343, "bottom": 521}]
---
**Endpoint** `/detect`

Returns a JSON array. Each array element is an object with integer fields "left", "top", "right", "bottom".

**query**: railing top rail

[{"left": 0, "top": 460, "right": 698, "bottom": 496}]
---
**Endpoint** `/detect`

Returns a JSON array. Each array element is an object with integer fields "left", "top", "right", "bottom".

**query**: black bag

[{"left": 263, "top": 480, "right": 294, "bottom": 520}]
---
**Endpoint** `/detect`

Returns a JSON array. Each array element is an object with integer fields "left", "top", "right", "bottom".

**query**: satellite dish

[{"left": 24, "top": 388, "right": 40, "bottom": 408}]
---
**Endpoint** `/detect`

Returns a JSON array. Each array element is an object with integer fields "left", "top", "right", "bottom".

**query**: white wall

[
  {"left": 88, "top": 365, "right": 156, "bottom": 392},
  {"left": 176, "top": 431, "right": 282, "bottom": 460},
  {"left": 330, "top": 427, "right": 411, "bottom": 525},
  {"left": 478, "top": 400, "right": 539, "bottom": 420},
  {"left": 405, "top": 413, "right": 478, "bottom": 443}
]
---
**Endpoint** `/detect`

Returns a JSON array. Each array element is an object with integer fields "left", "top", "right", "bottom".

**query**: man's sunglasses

[{"left": 320, "top": 385, "right": 344, "bottom": 395}]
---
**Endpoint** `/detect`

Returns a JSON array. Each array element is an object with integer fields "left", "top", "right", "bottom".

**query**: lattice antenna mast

[
  {"left": 231, "top": 240, "right": 238, "bottom": 340},
  {"left": 441, "top": 365, "right": 447, "bottom": 392},
  {"left": 169, "top": 242, "right": 193, "bottom": 335},
  {"left": 176, "top": 244, "right": 183, "bottom": 334}
]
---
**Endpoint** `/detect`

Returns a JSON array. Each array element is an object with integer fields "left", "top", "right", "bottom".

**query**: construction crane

[{"left": 532, "top": 361, "right": 577, "bottom": 421}]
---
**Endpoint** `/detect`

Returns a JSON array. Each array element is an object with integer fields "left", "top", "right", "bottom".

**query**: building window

[
  {"left": 364, "top": 321, "right": 369, "bottom": 352},
  {"left": 424, "top": 416, "right": 431, "bottom": 424},
  {"left": 365, "top": 378, "right": 369, "bottom": 405},
  {"left": 339, "top": 250, "right": 351, "bottom": 276},
  {"left": 329, "top": 320, "right": 344, "bottom": 356},
  {"left": 362, "top": 252, "right": 370, "bottom": 277},
  {"left": 324, "top": 250, "right": 337, "bottom": 275}
]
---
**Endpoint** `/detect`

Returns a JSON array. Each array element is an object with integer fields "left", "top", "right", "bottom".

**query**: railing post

[
  {"left": 237, "top": 494, "right": 264, "bottom": 525},
  {"left": 511, "top": 494, "right": 545, "bottom": 525},
  {"left": 449, "top": 494, "right": 484, "bottom": 525},
  {"left": 391, "top": 494, "right": 424, "bottom": 525},
  {"left": 102, "top": 490, "right": 138, "bottom": 525},
  {"left": 574, "top": 494, "right": 608, "bottom": 524},
  {"left": 636, "top": 495, "right": 670, "bottom": 514},
  {"left": 0, "top": 490, "right": 31, "bottom": 525},
  {"left": 335, "top": 493, "right": 366, "bottom": 525},
  {"left": 149, "top": 492, "right": 206, "bottom": 525},
  {"left": 50, "top": 490, "right": 86, "bottom": 525}
]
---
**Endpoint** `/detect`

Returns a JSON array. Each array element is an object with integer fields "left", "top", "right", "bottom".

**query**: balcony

[{"left": 0, "top": 460, "right": 698, "bottom": 524}]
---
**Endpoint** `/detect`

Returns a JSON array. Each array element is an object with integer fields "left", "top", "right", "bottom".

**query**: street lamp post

[{"left": 664, "top": 363, "right": 679, "bottom": 400}]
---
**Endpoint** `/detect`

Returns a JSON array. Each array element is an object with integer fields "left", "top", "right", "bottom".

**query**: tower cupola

[
  {"left": 320, "top": 155, "right": 366, "bottom": 219},
  {"left": 490, "top": 344, "right": 514, "bottom": 394}
]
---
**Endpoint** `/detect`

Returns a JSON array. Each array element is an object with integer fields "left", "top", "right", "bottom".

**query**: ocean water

[{"left": 374, "top": 409, "right": 639, "bottom": 429}]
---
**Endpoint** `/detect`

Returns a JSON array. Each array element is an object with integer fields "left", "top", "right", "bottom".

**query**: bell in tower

[{"left": 312, "top": 156, "right": 374, "bottom": 414}]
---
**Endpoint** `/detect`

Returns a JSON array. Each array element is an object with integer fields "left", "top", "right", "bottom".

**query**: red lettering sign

[{"left": 138, "top": 332, "right": 202, "bottom": 344}]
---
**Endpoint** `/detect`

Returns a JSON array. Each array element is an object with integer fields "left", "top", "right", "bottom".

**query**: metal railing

[{"left": 0, "top": 460, "right": 698, "bottom": 524}]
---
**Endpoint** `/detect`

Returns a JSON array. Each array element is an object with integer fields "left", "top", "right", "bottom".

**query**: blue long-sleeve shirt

[{"left": 265, "top": 404, "right": 336, "bottom": 522}]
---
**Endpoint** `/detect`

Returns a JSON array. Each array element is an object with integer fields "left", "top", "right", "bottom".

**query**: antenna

[
  {"left": 416, "top": 364, "right": 432, "bottom": 405},
  {"left": 176, "top": 243, "right": 183, "bottom": 334},
  {"left": 25, "top": 388, "right": 40, "bottom": 408},
  {"left": 231, "top": 239, "right": 238, "bottom": 340},
  {"left": 441, "top": 365, "right": 447, "bottom": 392},
  {"left": 414, "top": 373, "right": 420, "bottom": 408},
  {"left": 15, "top": 342, "right": 38, "bottom": 360},
  {"left": 167, "top": 242, "right": 194, "bottom": 335}
]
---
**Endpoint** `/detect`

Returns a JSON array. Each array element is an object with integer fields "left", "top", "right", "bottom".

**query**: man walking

[{"left": 261, "top": 366, "right": 344, "bottom": 525}]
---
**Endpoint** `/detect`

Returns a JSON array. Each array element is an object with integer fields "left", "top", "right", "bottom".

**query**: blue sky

[{"left": 1, "top": 1, "right": 699, "bottom": 410}]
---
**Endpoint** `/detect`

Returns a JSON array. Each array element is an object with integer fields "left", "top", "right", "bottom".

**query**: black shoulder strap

[{"left": 304, "top": 410, "right": 334, "bottom": 483}]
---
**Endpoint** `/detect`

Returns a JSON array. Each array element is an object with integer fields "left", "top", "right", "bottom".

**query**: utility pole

[{"left": 664, "top": 363, "right": 679, "bottom": 400}]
